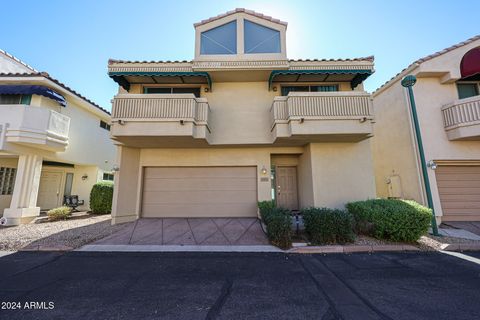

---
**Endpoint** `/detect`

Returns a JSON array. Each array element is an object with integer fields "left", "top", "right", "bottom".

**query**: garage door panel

[
  {"left": 144, "top": 167, "right": 256, "bottom": 179},
  {"left": 142, "top": 190, "right": 257, "bottom": 204},
  {"left": 142, "top": 167, "right": 257, "bottom": 217},
  {"left": 436, "top": 166, "right": 480, "bottom": 221},
  {"left": 142, "top": 203, "right": 257, "bottom": 218},
  {"left": 143, "top": 178, "right": 256, "bottom": 192}
]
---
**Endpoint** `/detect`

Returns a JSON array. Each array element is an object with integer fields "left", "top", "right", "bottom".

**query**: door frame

[
  {"left": 273, "top": 165, "right": 299, "bottom": 210},
  {"left": 37, "top": 166, "right": 74, "bottom": 210}
]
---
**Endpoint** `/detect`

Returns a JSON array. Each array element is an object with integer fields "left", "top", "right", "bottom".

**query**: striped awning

[
  {"left": 268, "top": 69, "right": 373, "bottom": 90},
  {"left": 109, "top": 71, "right": 212, "bottom": 91},
  {"left": 0, "top": 85, "right": 66, "bottom": 106}
]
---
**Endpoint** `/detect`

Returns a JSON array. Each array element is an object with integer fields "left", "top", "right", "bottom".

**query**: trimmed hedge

[
  {"left": 258, "top": 201, "right": 292, "bottom": 249},
  {"left": 302, "top": 207, "right": 355, "bottom": 245},
  {"left": 47, "top": 206, "right": 72, "bottom": 221},
  {"left": 346, "top": 199, "right": 431, "bottom": 242},
  {"left": 90, "top": 182, "right": 114, "bottom": 214}
]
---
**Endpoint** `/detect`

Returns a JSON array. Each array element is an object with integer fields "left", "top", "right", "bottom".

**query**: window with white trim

[
  {"left": 103, "top": 173, "right": 114, "bottom": 181},
  {"left": 0, "top": 167, "right": 16, "bottom": 195}
]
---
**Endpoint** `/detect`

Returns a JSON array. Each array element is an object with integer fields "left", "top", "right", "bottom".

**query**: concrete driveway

[{"left": 92, "top": 218, "right": 269, "bottom": 246}]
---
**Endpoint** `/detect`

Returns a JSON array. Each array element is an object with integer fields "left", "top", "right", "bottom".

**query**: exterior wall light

[
  {"left": 81, "top": 174, "right": 88, "bottom": 181},
  {"left": 112, "top": 165, "right": 120, "bottom": 172},
  {"left": 204, "top": 87, "right": 209, "bottom": 92},
  {"left": 427, "top": 160, "right": 437, "bottom": 170},
  {"left": 261, "top": 166, "right": 268, "bottom": 175},
  {"left": 272, "top": 86, "right": 278, "bottom": 92},
  {"left": 402, "top": 75, "right": 439, "bottom": 236}
]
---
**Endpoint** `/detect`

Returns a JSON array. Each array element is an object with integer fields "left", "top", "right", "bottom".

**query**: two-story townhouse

[
  {"left": 108, "top": 9, "right": 376, "bottom": 224},
  {"left": 373, "top": 35, "right": 480, "bottom": 223},
  {"left": 0, "top": 49, "right": 116, "bottom": 225}
]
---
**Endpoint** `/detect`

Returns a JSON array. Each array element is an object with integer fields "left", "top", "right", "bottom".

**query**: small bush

[
  {"left": 302, "top": 207, "right": 355, "bottom": 245},
  {"left": 346, "top": 199, "right": 431, "bottom": 242},
  {"left": 90, "top": 182, "right": 114, "bottom": 214},
  {"left": 47, "top": 206, "right": 72, "bottom": 221},
  {"left": 258, "top": 200, "right": 276, "bottom": 221},
  {"left": 265, "top": 207, "right": 292, "bottom": 249}
]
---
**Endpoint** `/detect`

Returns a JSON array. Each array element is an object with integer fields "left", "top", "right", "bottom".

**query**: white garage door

[
  {"left": 142, "top": 167, "right": 257, "bottom": 218},
  {"left": 436, "top": 166, "right": 480, "bottom": 221}
]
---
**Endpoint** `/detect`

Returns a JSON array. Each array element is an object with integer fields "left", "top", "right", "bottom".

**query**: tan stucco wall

[
  {"left": 372, "top": 81, "right": 424, "bottom": 203},
  {"left": 112, "top": 143, "right": 375, "bottom": 223},
  {"left": 309, "top": 141, "right": 376, "bottom": 208}
]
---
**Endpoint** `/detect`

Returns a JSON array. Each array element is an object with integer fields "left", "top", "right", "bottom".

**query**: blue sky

[{"left": 2, "top": 0, "right": 479, "bottom": 110}]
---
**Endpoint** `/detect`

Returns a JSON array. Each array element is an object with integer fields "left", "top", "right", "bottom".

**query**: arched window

[
  {"left": 457, "top": 47, "right": 480, "bottom": 99},
  {"left": 200, "top": 21, "right": 237, "bottom": 55},
  {"left": 244, "top": 20, "right": 281, "bottom": 54}
]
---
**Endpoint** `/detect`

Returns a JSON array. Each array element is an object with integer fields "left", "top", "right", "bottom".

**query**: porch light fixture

[
  {"left": 427, "top": 160, "right": 437, "bottom": 170},
  {"left": 112, "top": 165, "right": 120, "bottom": 172},
  {"left": 402, "top": 75, "right": 439, "bottom": 236},
  {"left": 204, "top": 87, "right": 209, "bottom": 92},
  {"left": 272, "top": 86, "right": 277, "bottom": 92},
  {"left": 261, "top": 166, "right": 268, "bottom": 175},
  {"left": 81, "top": 174, "right": 88, "bottom": 181}
]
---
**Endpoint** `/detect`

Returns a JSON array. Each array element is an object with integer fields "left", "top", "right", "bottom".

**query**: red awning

[{"left": 460, "top": 47, "right": 480, "bottom": 79}]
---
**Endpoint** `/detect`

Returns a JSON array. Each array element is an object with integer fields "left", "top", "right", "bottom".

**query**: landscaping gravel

[{"left": 0, "top": 214, "right": 128, "bottom": 251}]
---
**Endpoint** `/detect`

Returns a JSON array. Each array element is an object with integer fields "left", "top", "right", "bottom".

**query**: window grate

[{"left": 0, "top": 167, "right": 17, "bottom": 195}]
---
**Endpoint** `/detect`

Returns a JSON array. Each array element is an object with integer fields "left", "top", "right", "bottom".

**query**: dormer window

[
  {"left": 200, "top": 21, "right": 237, "bottom": 55},
  {"left": 244, "top": 20, "right": 280, "bottom": 54}
]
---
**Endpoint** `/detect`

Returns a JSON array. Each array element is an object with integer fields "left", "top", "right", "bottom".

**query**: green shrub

[
  {"left": 47, "top": 206, "right": 72, "bottom": 221},
  {"left": 346, "top": 199, "right": 431, "bottom": 242},
  {"left": 265, "top": 207, "right": 292, "bottom": 249},
  {"left": 302, "top": 207, "right": 355, "bottom": 245},
  {"left": 90, "top": 181, "right": 114, "bottom": 214},
  {"left": 258, "top": 200, "right": 276, "bottom": 221}
]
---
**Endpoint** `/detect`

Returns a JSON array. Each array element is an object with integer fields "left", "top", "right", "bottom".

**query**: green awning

[
  {"left": 109, "top": 71, "right": 212, "bottom": 91},
  {"left": 268, "top": 69, "right": 373, "bottom": 90}
]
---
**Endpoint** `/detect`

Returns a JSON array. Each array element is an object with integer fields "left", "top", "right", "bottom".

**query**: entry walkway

[{"left": 91, "top": 218, "right": 269, "bottom": 246}]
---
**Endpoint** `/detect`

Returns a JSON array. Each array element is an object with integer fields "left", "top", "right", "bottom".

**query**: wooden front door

[
  {"left": 37, "top": 171, "right": 63, "bottom": 210},
  {"left": 276, "top": 166, "right": 298, "bottom": 210}
]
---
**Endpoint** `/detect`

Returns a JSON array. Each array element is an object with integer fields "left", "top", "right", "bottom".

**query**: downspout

[{"left": 401, "top": 75, "right": 439, "bottom": 236}]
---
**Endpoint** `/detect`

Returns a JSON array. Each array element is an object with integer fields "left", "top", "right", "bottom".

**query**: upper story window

[
  {"left": 200, "top": 21, "right": 237, "bottom": 55},
  {"left": 281, "top": 85, "right": 338, "bottom": 96},
  {"left": 244, "top": 20, "right": 280, "bottom": 54},
  {"left": 100, "top": 120, "right": 110, "bottom": 131},
  {"left": 457, "top": 82, "right": 479, "bottom": 99},
  {"left": 0, "top": 94, "right": 31, "bottom": 105},
  {"left": 144, "top": 87, "right": 200, "bottom": 98}
]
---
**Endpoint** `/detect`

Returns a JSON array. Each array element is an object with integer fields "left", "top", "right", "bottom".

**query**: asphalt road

[{"left": 0, "top": 251, "right": 479, "bottom": 320}]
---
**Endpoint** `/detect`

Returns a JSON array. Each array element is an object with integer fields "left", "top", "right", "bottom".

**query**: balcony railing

[
  {"left": 111, "top": 94, "right": 211, "bottom": 145},
  {"left": 270, "top": 92, "right": 374, "bottom": 142},
  {"left": 442, "top": 95, "right": 480, "bottom": 140},
  {"left": 0, "top": 105, "right": 70, "bottom": 151}
]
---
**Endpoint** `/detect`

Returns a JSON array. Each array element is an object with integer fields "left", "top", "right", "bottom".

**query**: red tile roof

[{"left": 193, "top": 8, "right": 288, "bottom": 27}]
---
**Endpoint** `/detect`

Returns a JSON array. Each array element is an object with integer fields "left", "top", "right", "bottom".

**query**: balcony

[
  {"left": 270, "top": 92, "right": 374, "bottom": 143},
  {"left": 111, "top": 94, "right": 211, "bottom": 147},
  {"left": 442, "top": 95, "right": 480, "bottom": 140},
  {"left": 0, "top": 105, "right": 70, "bottom": 152}
]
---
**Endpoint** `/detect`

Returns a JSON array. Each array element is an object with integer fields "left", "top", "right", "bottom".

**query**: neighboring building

[
  {"left": 108, "top": 8, "right": 376, "bottom": 224},
  {"left": 372, "top": 35, "right": 480, "bottom": 222},
  {"left": 0, "top": 49, "right": 115, "bottom": 225}
]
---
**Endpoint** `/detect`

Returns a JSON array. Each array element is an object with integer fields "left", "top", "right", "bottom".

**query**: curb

[
  {"left": 439, "top": 243, "right": 480, "bottom": 252},
  {"left": 19, "top": 245, "right": 74, "bottom": 252},
  {"left": 288, "top": 244, "right": 420, "bottom": 254}
]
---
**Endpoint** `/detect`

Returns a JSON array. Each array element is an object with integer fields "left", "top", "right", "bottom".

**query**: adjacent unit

[
  {"left": 372, "top": 35, "right": 480, "bottom": 222},
  {"left": 0, "top": 50, "right": 116, "bottom": 225}
]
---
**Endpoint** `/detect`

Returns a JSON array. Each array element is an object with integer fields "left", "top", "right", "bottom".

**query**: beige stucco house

[
  {"left": 372, "top": 35, "right": 480, "bottom": 222},
  {"left": 0, "top": 49, "right": 116, "bottom": 225},
  {"left": 109, "top": 9, "right": 377, "bottom": 224}
]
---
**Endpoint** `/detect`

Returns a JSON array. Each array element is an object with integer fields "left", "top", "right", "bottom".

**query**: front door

[
  {"left": 37, "top": 171, "right": 63, "bottom": 210},
  {"left": 276, "top": 166, "right": 298, "bottom": 210}
]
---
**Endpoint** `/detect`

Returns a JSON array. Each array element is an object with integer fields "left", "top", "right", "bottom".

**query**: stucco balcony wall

[
  {"left": 0, "top": 105, "right": 70, "bottom": 152},
  {"left": 442, "top": 95, "right": 480, "bottom": 141},
  {"left": 270, "top": 92, "right": 374, "bottom": 143},
  {"left": 111, "top": 94, "right": 211, "bottom": 147}
]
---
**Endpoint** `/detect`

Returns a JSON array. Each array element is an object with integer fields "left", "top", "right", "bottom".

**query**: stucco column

[{"left": 3, "top": 154, "right": 42, "bottom": 225}]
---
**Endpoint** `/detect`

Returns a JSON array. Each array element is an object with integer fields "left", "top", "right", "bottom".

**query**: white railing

[
  {"left": 270, "top": 92, "right": 373, "bottom": 125},
  {"left": 442, "top": 95, "right": 480, "bottom": 129},
  {"left": 112, "top": 94, "right": 210, "bottom": 123}
]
